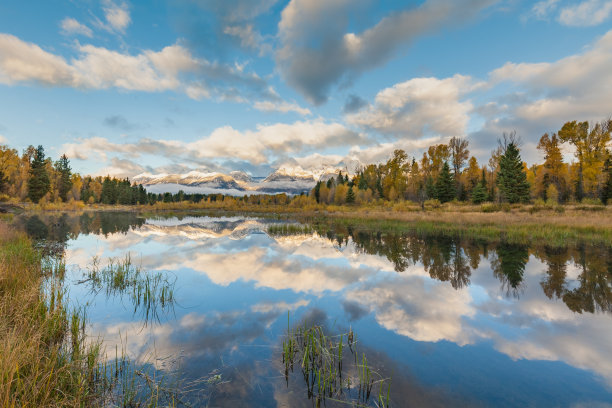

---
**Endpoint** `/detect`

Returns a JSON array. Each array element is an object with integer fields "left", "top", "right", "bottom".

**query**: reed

[
  {"left": 282, "top": 313, "right": 391, "bottom": 407},
  {"left": 0, "top": 222, "right": 189, "bottom": 407},
  {"left": 80, "top": 254, "right": 176, "bottom": 324}
]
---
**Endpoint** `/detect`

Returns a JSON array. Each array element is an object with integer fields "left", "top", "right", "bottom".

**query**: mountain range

[{"left": 132, "top": 162, "right": 361, "bottom": 195}]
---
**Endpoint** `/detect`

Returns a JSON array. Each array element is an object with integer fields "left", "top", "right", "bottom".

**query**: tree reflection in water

[{"left": 311, "top": 223, "right": 612, "bottom": 314}]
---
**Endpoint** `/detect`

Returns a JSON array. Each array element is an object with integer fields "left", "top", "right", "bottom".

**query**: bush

[
  {"left": 424, "top": 199, "right": 441, "bottom": 210},
  {"left": 581, "top": 197, "right": 603, "bottom": 205},
  {"left": 481, "top": 203, "right": 500, "bottom": 213}
]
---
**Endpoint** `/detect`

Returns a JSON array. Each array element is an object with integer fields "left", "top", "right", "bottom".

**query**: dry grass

[{"left": 0, "top": 222, "right": 104, "bottom": 407}]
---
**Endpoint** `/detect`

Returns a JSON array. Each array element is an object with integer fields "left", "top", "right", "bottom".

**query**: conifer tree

[
  {"left": 601, "top": 157, "right": 612, "bottom": 205},
  {"left": 435, "top": 162, "right": 455, "bottom": 203},
  {"left": 471, "top": 169, "right": 488, "bottom": 204},
  {"left": 496, "top": 141, "right": 530, "bottom": 203},
  {"left": 27, "top": 145, "right": 50, "bottom": 203},
  {"left": 346, "top": 185, "right": 355, "bottom": 204},
  {"left": 54, "top": 154, "right": 72, "bottom": 202}
]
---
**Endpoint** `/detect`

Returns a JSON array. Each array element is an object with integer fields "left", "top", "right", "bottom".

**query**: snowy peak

[{"left": 131, "top": 161, "right": 363, "bottom": 196}]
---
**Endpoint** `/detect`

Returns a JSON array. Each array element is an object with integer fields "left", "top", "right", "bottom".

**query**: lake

[{"left": 12, "top": 212, "right": 612, "bottom": 407}]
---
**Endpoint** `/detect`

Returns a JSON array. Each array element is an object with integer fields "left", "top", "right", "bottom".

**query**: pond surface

[{"left": 13, "top": 212, "right": 612, "bottom": 407}]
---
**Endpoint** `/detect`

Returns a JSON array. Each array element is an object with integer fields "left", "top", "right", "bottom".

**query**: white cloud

[
  {"left": 559, "top": 0, "right": 612, "bottom": 26},
  {"left": 488, "top": 29, "right": 612, "bottom": 122},
  {"left": 0, "top": 134, "right": 6, "bottom": 144},
  {"left": 528, "top": 0, "right": 560, "bottom": 20},
  {"left": 346, "top": 75, "right": 477, "bottom": 138},
  {"left": 253, "top": 100, "right": 311, "bottom": 115},
  {"left": 62, "top": 120, "right": 364, "bottom": 172},
  {"left": 277, "top": 0, "right": 498, "bottom": 104},
  {"left": 60, "top": 17, "right": 93, "bottom": 37},
  {"left": 102, "top": 0, "right": 131, "bottom": 33},
  {"left": 0, "top": 34, "right": 277, "bottom": 102}
]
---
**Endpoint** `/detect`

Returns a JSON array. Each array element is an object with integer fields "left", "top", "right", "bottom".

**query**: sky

[{"left": 0, "top": 0, "right": 611, "bottom": 178}]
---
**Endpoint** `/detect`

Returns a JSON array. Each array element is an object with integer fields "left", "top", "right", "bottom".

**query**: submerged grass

[
  {"left": 80, "top": 254, "right": 176, "bottom": 325},
  {"left": 283, "top": 313, "right": 391, "bottom": 407}
]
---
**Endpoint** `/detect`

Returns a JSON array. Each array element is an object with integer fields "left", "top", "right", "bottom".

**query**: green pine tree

[
  {"left": 471, "top": 169, "right": 488, "bottom": 204},
  {"left": 435, "top": 162, "right": 455, "bottom": 203},
  {"left": 54, "top": 154, "right": 72, "bottom": 202},
  {"left": 346, "top": 185, "right": 355, "bottom": 204},
  {"left": 27, "top": 145, "right": 51, "bottom": 203},
  {"left": 601, "top": 157, "right": 612, "bottom": 205},
  {"left": 496, "top": 142, "right": 530, "bottom": 203}
]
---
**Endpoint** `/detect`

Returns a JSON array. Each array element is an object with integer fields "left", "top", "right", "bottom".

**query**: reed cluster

[
  {"left": 282, "top": 314, "right": 391, "bottom": 407},
  {"left": 0, "top": 223, "right": 104, "bottom": 406}
]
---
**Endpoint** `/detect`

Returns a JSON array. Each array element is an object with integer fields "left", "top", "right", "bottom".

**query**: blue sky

[{"left": 0, "top": 0, "right": 611, "bottom": 177}]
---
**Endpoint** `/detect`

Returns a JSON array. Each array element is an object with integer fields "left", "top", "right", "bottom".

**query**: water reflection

[{"left": 12, "top": 212, "right": 612, "bottom": 407}]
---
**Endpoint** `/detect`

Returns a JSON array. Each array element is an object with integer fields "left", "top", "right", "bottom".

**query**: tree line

[
  {"left": 1, "top": 118, "right": 610, "bottom": 207},
  {"left": 310, "top": 119, "right": 612, "bottom": 205}
]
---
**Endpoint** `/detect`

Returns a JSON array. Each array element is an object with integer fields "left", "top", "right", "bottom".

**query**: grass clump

[
  {"left": 282, "top": 313, "right": 391, "bottom": 407},
  {"left": 0, "top": 223, "right": 105, "bottom": 407},
  {"left": 81, "top": 254, "right": 176, "bottom": 324}
]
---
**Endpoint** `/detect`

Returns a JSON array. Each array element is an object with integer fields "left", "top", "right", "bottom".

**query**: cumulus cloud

[
  {"left": 101, "top": 0, "right": 131, "bottom": 33},
  {"left": 346, "top": 75, "right": 477, "bottom": 138},
  {"left": 0, "top": 134, "right": 6, "bottom": 144},
  {"left": 62, "top": 120, "right": 364, "bottom": 174},
  {"left": 276, "top": 0, "right": 498, "bottom": 104},
  {"left": 558, "top": 0, "right": 612, "bottom": 26},
  {"left": 488, "top": 29, "right": 612, "bottom": 123},
  {"left": 60, "top": 17, "right": 93, "bottom": 37},
  {"left": 526, "top": 0, "right": 560, "bottom": 20},
  {"left": 0, "top": 33, "right": 277, "bottom": 102},
  {"left": 252, "top": 100, "right": 311, "bottom": 115}
]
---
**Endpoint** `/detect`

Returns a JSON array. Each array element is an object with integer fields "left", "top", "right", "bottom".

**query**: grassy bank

[
  {"left": 0, "top": 223, "right": 104, "bottom": 406},
  {"left": 8, "top": 199, "right": 612, "bottom": 247}
]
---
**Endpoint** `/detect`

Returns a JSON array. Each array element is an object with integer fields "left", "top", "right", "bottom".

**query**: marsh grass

[
  {"left": 268, "top": 223, "right": 314, "bottom": 236},
  {"left": 0, "top": 223, "right": 106, "bottom": 406},
  {"left": 282, "top": 314, "right": 391, "bottom": 407},
  {"left": 80, "top": 254, "right": 176, "bottom": 325},
  {"left": 0, "top": 222, "right": 192, "bottom": 407}
]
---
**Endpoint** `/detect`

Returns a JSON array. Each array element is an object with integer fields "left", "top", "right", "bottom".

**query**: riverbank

[
  {"left": 0, "top": 222, "right": 104, "bottom": 406},
  {"left": 5, "top": 200, "right": 612, "bottom": 247}
]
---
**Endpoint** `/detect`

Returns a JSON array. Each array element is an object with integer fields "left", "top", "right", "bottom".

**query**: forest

[{"left": 0, "top": 118, "right": 611, "bottom": 208}]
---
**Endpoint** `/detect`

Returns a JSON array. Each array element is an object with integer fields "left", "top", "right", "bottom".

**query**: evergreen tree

[
  {"left": 101, "top": 177, "right": 117, "bottom": 204},
  {"left": 337, "top": 171, "right": 344, "bottom": 185},
  {"left": 601, "top": 157, "right": 612, "bottom": 205},
  {"left": 496, "top": 142, "right": 530, "bottom": 203},
  {"left": 345, "top": 185, "right": 355, "bottom": 204},
  {"left": 0, "top": 170, "right": 7, "bottom": 193},
  {"left": 54, "top": 154, "right": 72, "bottom": 202},
  {"left": 435, "top": 162, "right": 455, "bottom": 203},
  {"left": 27, "top": 145, "right": 50, "bottom": 203},
  {"left": 471, "top": 170, "right": 488, "bottom": 204},
  {"left": 425, "top": 175, "right": 436, "bottom": 199},
  {"left": 314, "top": 181, "right": 321, "bottom": 203},
  {"left": 357, "top": 172, "right": 368, "bottom": 190}
]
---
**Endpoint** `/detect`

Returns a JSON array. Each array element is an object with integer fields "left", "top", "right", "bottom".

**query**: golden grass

[{"left": 0, "top": 222, "right": 103, "bottom": 407}]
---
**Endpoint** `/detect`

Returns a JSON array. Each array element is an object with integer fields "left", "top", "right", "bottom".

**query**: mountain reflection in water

[{"left": 12, "top": 212, "right": 612, "bottom": 407}]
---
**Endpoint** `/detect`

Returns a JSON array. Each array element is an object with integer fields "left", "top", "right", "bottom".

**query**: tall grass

[
  {"left": 81, "top": 254, "right": 176, "bottom": 325},
  {"left": 0, "top": 223, "right": 190, "bottom": 407},
  {"left": 0, "top": 223, "right": 105, "bottom": 406},
  {"left": 282, "top": 313, "right": 391, "bottom": 407}
]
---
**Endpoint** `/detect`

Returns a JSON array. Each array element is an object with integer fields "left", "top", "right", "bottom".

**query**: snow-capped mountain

[{"left": 132, "top": 162, "right": 362, "bottom": 196}]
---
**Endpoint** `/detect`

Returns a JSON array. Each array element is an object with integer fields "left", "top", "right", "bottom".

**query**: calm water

[{"left": 13, "top": 212, "right": 612, "bottom": 407}]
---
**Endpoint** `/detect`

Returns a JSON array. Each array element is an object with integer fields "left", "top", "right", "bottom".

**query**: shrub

[{"left": 424, "top": 198, "right": 441, "bottom": 210}]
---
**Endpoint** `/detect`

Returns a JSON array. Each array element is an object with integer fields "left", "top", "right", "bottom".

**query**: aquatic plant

[
  {"left": 282, "top": 313, "right": 391, "bottom": 407},
  {"left": 80, "top": 254, "right": 176, "bottom": 324}
]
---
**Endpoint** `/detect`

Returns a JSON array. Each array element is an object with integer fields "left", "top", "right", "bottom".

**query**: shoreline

[{"left": 5, "top": 201, "right": 612, "bottom": 247}]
